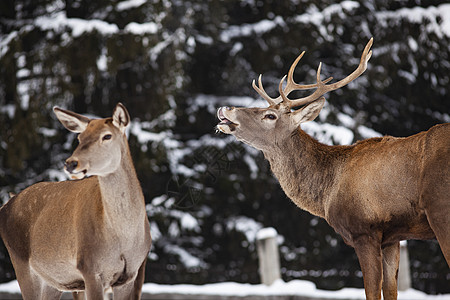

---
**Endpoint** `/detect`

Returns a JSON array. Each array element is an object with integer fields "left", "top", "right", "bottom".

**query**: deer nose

[{"left": 64, "top": 159, "right": 78, "bottom": 173}]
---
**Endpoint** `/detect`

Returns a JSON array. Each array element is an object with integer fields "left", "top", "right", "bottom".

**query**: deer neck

[
  {"left": 262, "top": 128, "right": 344, "bottom": 218},
  {"left": 97, "top": 138, "right": 145, "bottom": 221}
]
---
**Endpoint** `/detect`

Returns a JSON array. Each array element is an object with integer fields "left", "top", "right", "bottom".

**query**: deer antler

[
  {"left": 283, "top": 51, "right": 334, "bottom": 96},
  {"left": 252, "top": 74, "right": 279, "bottom": 106},
  {"left": 253, "top": 38, "right": 373, "bottom": 109},
  {"left": 252, "top": 51, "right": 333, "bottom": 106}
]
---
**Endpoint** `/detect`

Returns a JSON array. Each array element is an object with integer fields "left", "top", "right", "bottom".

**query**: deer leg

[
  {"left": 424, "top": 206, "right": 450, "bottom": 264},
  {"left": 133, "top": 258, "right": 147, "bottom": 299},
  {"left": 381, "top": 242, "right": 400, "bottom": 300},
  {"left": 72, "top": 291, "right": 85, "bottom": 300},
  {"left": 83, "top": 274, "right": 105, "bottom": 300},
  {"left": 41, "top": 283, "right": 63, "bottom": 300},
  {"left": 353, "top": 234, "right": 383, "bottom": 300},
  {"left": 421, "top": 155, "right": 450, "bottom": 264},
  {"left": 113, "top": 280, "right": 135, "bottom": 300},
  {"left": 12, "top": 267, "right": 38, "bottom": 299},
  {"left": 9, "top": 257, "right": 41, "bottom": 300},
  {"left": 11, "top": 257, "right": 62, "bottom": 300},
  {"left": 113, "top": 258, "right": 147, "bottom": 300}
]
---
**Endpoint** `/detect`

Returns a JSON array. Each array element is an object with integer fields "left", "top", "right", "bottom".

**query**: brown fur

[
  {"left": 217, "top": 40, "right": 448, "bottom": 298},
  {"left": 0, "top": 104, "right": 151, "bottom": 299},
  {"left": 217, "top": 39, "right": 450, "bottom": 299},
  {"left": 218, "top": 105, "right": 449, "bottom": 300}
]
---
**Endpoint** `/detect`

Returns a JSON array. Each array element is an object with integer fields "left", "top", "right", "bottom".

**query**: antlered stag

[
  {"left": 216, "top": 38, "right": 449, "bottom": 300},
  {"left": 0, "top": 103, "right": 151, "bottom": 299}
]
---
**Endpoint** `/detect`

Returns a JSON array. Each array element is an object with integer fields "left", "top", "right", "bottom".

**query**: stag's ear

[
  {"left": 53, "top": 107, "right": 90, "bottom": 133},
  {"left": 112, "top": 103, "right": 130, "bottom": 132},
  {"left": 291, "top": 97, "right": 325, "bottom": 126}
]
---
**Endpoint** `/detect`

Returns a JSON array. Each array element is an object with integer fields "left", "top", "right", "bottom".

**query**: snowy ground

[{"left": 1, "top": 279, "right": 449, "bottom": 299}]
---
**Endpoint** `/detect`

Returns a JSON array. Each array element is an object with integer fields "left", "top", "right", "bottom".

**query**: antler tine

[
  {"left": 253, "top": 52, "right": 331, "bottom": 107},
  {"left": 252, "top": 74, "right": 280, "bottom": 106},
  {"left": 320, "top": 37, "right": 373, "bottom": 91},
  {"left": 279, "top": 75, "right": 289, "bottom": 104},
  {"left": 283, "top": 38, "right": 374, "bottom": 109},
  {"left": 284, "top": 51, "right": 333, "bottom": 94},
  {"left": 279, "top": 70, "right": 333, "bottom": 106},
  {"left": 280, "top": 62, "right": 329, "bottom": 107}
]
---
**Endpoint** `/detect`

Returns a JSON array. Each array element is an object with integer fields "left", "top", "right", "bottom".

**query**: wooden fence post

[
  {"left": 256, "top": 227, "right": 281, "bottom": 286},
  {"left": 398, "top": 240, "right": 411, "bottom": 291}
]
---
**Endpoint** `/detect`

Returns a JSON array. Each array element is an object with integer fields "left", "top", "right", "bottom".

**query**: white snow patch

[
  {"left": 256, "top": 227, "right": 277, "bottom": 240},
  {"left": 38, "top": 127, "right": 58, "bottom": 137},
  {"left": 230, "top": 42, "right": 243, "bottom": 56},
  {"left": 0, "top": 104, "right": 16, "bottom": 118},
  {"left": 220, "top": 16, "right": 286, "bottom": 43},
  {"left": 124, "top": 22, "right": 158, "bottom": 35},
  {"left": 47, "top": 169, "right": 68, "bottom": 182},
  {"left": 398, "top": 70, "right": 417, "bottom": 84},
  {"left": 96, "top": 51, "right": 108, "bottom": 72},
  {"left": 149, "top": 37, "right": 172, "bottom": 62},
  {"left": 293, "top": 1, "right": 360, "bottom": 41},
  {"left": 0, "top": 30, "right": 19, "bottom": 59},
  {"left": 376, "top": 4, "right": 450, "bottom": 38},
  {"left": 226, "top": 216, "right": 263, "bottom": 243},
  {"left": 164, "top": 245, "right": 208, "bottom": 269},
  {"left": 17, "top": 81, "right": 30, "bottom": 110},
  {"left": 180, "top": 213, "right": 200, "bottom": 232},
  {"left": 150, "top": 194, "right": 169, "bottom": 206},
  {"left": 195, "top": 34, "right": 214, "bottom": 45},
  {"left": 116, "top": 0, "right": 146, "bottom": 11},
  {"left": 1, "top": 279, "right": 449, "bottom": 299},
  {"left": 337, "top": 112, "right": 355, "bottom": 128},
  {"left": 149, "top": 221, "right": 162, "bottom": 241},
  {"left": 243, "top": 154, "right": 258, "bottom": 179},
  {"left": 441, "top": 4, "right": 450, "bottom": 37},
  {"left": 303, "top": 121, "right": 354, "bottom": 145},
  {"left": 0, "top": 280, "right": 20, "bottom": 294},
  {"left": 130, "top": 121, "right": 178, "bottom": 147},
  {"left": 150, "top": 195, "right": 201, "bottom": 232},
  {"left": 35, "top": 11, "right": 119, "bottom": 37},
  {"left": 189, "top": 94, "right": 267, "bottom": 116},
  {"left": 357, "top": 126, "right": 382, "bottom": 139},
  {"left": 408, "top": 36, "right": 419, "bottom": 52},
  {"left": 16, "top": 68, "right": 30, "bottom": 78},
  {"left": 140, "top": 280, "right": 450, "bottom": 299}
]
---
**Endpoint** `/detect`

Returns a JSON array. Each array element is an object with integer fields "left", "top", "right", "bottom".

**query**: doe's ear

[
  {"left": 53, "top": 107, "right": 90, "bottom": 133},
  {"left": 291, "top": 97, "right": 325, "bottom": 126},
  {"left": 112, "top": 102, "right": 130, "bottom": 132}
]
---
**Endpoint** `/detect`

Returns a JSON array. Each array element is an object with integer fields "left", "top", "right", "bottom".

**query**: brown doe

[
  {"left": 217, "top": 38, "right": 449, "bottom": 300},
  {"left": 0, "top": 103, "right": 151, "bottom": 299}
]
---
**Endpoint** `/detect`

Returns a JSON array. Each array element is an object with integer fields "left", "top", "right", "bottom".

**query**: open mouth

[{"left": 217, "top": 107, "right": 237, "bottom": 126}]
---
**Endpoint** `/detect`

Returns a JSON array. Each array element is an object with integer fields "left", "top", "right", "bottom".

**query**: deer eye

[
  {"left": 264, "top": 114, "right": 277, "bottom": 120},
  {"left": 102, "top": 134, "right": 112, "bottom": 141}
]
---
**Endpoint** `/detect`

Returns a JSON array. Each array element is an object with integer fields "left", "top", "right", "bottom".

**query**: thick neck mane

[{"left": 262, "top": 128, "right": 350, "bottom": 218}]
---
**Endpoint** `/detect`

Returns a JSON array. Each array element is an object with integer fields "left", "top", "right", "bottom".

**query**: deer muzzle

[
  {"left": 64, "top": 160, "right": 78, "bottom": 173},
  {"left": 64, "top": 158, "right": 87, "bottom": 179},
  {"left": 217, "top": 107, "right": 237, "bottom": 124},
  {"left": 216, "top": 107, "right": 238, "bottom": 133}
]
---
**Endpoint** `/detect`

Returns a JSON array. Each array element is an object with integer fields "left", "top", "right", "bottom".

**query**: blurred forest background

[{"left": 0, "top": 0, "right": 449, "bottom": 295}]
